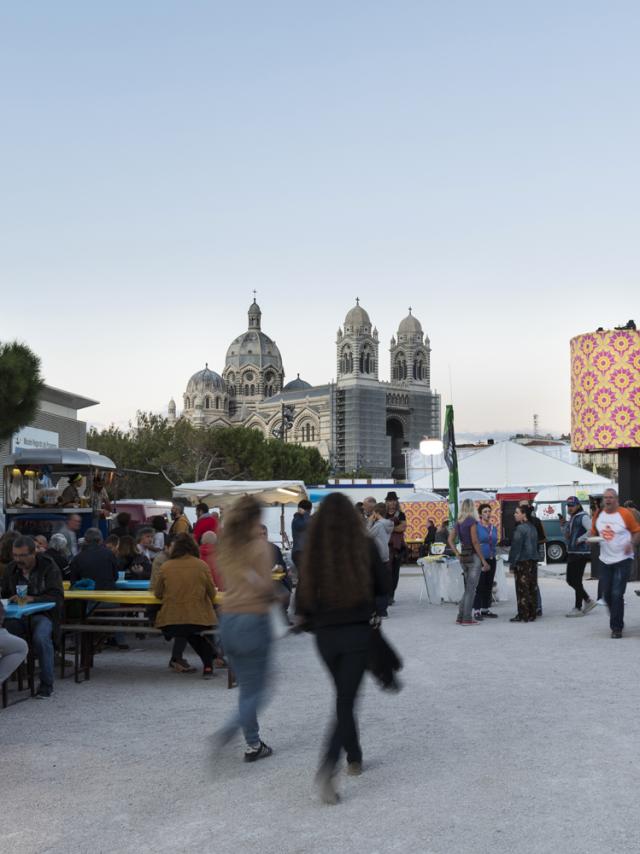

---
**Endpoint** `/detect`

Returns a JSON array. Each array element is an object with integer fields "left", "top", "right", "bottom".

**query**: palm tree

[{"left": 0, "top": 341, "right": 44, "bottom": 442}]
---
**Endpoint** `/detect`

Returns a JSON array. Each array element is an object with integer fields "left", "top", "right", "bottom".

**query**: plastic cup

[
  {"left": 118, "top": 571, "right": 125, "bottom": 582},
  {"left": 16, "top": 584, "right": 28, "bottom": 605}
]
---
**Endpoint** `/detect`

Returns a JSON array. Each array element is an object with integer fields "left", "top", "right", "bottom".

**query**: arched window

[
  {"left": 215, "top": 396, "right": 220, "bottom": 408},
  {"left": 359, "top": 345, "right": 372, "bottom": 374},
  {"left": 341, "top": 347, "right": 353, "bottom": 374},
  {"left": 250, "top": 384, "right": 255, "bottom": 396},
  {"left": 244, "top": 384, "right": 249, "bottom": 395},
  {"left": 204, "top": 396, "right": 210, "bottom": 409},
  {"left": 184, "top": 396, "right": 191, "bottom": 409}
]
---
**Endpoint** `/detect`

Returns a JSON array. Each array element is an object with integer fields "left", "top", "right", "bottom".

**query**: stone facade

[{"left": 169, "top": 299, "right": 441, "bottom": 477}]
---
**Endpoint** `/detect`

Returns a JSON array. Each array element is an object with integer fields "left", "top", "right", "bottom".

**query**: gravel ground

[{"left": 2, "top": 571, "right": 639, "bottom": 854}]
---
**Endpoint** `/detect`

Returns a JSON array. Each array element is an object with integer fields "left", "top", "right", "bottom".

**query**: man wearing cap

[
  {"left": 591, "top": 488, "right": 640, "bottom": 638},
  {"left": 562, "top": 497, "right": 596, "bottom": 617},
  {"left": 385, "top": 492, "right": 406, "bottom": 605}
]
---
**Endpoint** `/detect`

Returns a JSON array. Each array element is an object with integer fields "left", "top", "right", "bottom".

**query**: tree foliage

[
  {"left": 0, "top": 341, "right": 44, "bottom": 442},
  {"left": 87, "top": 413, "right": 329, "bottom": 499}
]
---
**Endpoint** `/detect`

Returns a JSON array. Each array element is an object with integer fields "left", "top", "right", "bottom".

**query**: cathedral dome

[
  {"left": 398, "top": 310, "right": 422, "bottom": 335},
  {"left": 283, "top": 374, "right": 312, "bottom": 392},
  {"left": 186, "top": 365, "right": 225, "bottom": 393},
  {"left": 344, "top": 299, "right": 371, "bottom": 332},
  {"left": 225, "top": 330, "right": 283, "bottom": 370}
]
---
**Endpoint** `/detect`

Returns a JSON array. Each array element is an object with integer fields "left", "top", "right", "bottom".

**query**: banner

[{"left": 442, "top": 404, "right": 459, "bottom": 524}]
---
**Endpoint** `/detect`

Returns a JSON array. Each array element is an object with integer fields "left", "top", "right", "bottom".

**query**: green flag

[{"left": 442, "top": 404, "right": 459, "bottom": 525}]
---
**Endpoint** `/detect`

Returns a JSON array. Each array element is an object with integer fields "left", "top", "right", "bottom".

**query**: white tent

[
  {"left": 172, "top": 479, "right": 308, "bottom": 507},
  {"left": 413, "top": 440, "right": 613, "bottom": 492}
]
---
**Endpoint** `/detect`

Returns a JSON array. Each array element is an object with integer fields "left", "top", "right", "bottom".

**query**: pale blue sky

[{"left": 1, "top": 2, "right": 637, "bottom": 436}]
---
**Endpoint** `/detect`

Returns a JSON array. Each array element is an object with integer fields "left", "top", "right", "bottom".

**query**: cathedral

[{"left": 167, "top": 299, "right": 441, "bottom": 477}]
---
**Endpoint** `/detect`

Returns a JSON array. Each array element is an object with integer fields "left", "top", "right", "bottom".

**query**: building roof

[
  {"left": 282, "top": 374, "right": 312, "bottom": 392},
  {"left": 41, "top": 384, "right": 99, "bottom": 411},
  {"left": 186, "top": 365, "right": 225, "bottom": 393},
  {"left": 397, "top": 310, "right": 422, "bottom": 336},
  {"left": 344, "top": 299, "right": 372, "bottom": 332}
]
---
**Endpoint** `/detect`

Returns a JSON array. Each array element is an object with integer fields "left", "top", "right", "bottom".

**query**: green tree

[{"left": 0, "top": 341, "right": 44, "bottom": 442}]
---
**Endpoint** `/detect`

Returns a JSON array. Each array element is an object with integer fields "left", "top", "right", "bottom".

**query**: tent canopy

[
  {"left": 172, "top": 479, "right": 308, "bottom": 508},
  {"left": 414, "top": 440, "right": 613, "bottom": 492},
  {"left": 405, "top": 490, "right": 447, "bottom": 503}
]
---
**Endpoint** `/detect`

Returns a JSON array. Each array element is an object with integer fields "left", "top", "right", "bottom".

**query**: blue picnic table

[
  {"left": 3, "top": 601, "right": 56, "bottom": 619},
  {"left": 115, "top": 580, "right": 150, "bottom": 590}
]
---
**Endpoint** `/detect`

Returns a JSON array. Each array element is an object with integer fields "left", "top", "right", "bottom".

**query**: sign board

[{"left": 12, "top": 426, "right": 59, "bottom": 452}]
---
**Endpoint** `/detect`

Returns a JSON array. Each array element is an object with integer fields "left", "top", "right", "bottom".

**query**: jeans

[
  {"left": 566, "top": 554, "right": 591, "bottom": 609},
  {"left": 4, "top": 614, "right": 55, "bottom": 687},
  {"left": 375, "top": 562, "right": 391, "bottom": 616},
  {"left": 0, "top": 627, "right": 29, "bottom": 684},
  {"left": 390, "top": 551, "right": 402, "bottom": 597},
  {"left": 315, "top": 623, "right": 370, "bottom": 771},
  {"left": 599, "top": 559, "right": 632, "bottom": 631},
  {"left": 473, "top": 557, "right": 496, "bottom": 611},
  {"left": 457, "top": 552, "right": 482, "bottom": 621},
  {"left": 219, "top": 612, "right": 272, "bottom": 747}
]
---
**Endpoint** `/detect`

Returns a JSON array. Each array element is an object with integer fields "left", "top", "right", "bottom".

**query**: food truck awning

[
  {"left": 5, "top": 448, "right": 116, "bottom": 470},
  {"left": 172, "top": 480, "right": 308, "bottom": 508}
]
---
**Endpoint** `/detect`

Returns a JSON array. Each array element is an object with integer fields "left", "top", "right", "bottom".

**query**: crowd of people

[{"left": 1, "top": 487, "right": 639, "bottom": 804}]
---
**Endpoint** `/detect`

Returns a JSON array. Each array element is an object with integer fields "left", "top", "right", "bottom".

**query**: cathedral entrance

[{"left": 386, "top": 417, "right": 405, "bottom": 479}]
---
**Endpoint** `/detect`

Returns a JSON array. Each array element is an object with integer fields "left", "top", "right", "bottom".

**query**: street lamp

[{"left": 419, "top": 437, "right": 444, "bottom": 490}]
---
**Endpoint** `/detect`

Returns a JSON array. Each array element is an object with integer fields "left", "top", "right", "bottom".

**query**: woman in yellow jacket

[{"left": 153, "top": 533, "right": 217, "bottom": 677}]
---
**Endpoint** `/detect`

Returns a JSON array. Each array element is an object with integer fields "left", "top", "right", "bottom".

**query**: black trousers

[
  {"left": 473, "top": 558, "right": 497, "bottom": 610},
  {"left": 315, "top": 623, "right": 370, "bottom": 771},
  {"left": 390, "top": 550, "right": 403, "bottom": 597},
  {"left": 566, "top": 554, "right": 591, "bottom": 609},
  {"left": 163, "top": 624, "right": 214, "bottom": 667}
]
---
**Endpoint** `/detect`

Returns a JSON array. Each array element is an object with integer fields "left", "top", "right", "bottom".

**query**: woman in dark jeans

[
  {"left": 473, "top": 503, "right": 498, "bottom": 619},
  {"left": 296, "top": 493, "right": 388, "bottom": 805}
]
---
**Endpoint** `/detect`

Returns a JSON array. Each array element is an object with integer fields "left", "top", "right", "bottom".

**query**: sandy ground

[{"left": 2, "top": 570, "right": 639, "bottom": 854}]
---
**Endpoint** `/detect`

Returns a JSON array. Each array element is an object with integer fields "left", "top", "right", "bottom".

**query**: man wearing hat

[
  {"left": 385, "top": 492, "right": 406, "bottom": 604},
  {"left": 562, "top": 496, "right": 596, "bottom": 617},
  {"left": 59, "top": 473, "right": 84, "bottom": 507}
]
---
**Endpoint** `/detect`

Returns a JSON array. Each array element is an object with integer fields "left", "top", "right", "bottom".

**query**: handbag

[{"left": 367, "top": 622, "right": 403, "bottom": 691}]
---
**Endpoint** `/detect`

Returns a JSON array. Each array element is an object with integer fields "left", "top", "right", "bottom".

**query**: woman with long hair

[
  {"left": 448, "top": 499, "right": 489, "bottom": 625},
  {"left": 473, "top": 503, "right": 499, "bottom": 620},
  {"left": 296, "top": 493, "right": 388, "bottom": 805},
  {"left": 216, "top": 496, "right": 277, "bottom": 762},
  {"left": 117, "top": 534, "right": 152, "bottom": 580},
  {"left": 509, "top": 505, "right": 540, "bottom": 623},
  {"left": 152, "top": 533, "right": 217, "bottom": 676}
]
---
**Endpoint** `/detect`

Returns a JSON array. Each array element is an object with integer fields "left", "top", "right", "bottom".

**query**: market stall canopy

[
  {"left": 414, "top": 440, "right": 613, "bottom": 492},
  {"left": 405, "top": 490, "right": 447, "bottom": 503},
  {"left": 5, "top": 448, "right": 116, "bottom": 470},
  {"left": 172, "top": 480, "right": 308, "bottom": 508}
]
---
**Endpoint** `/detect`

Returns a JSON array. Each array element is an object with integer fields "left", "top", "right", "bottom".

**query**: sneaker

[
  {"left": 566, "top": 608, "right": 584, "bottom": 617},
  {"left": 481, "top": 610, "right": 498, "bottom": 618},
  {"left": 473, "top": 611, "right": 484, "bottom": 621},
  {"left": 35, "top": 684, "right": 53, "bottom": 699},
  {"left": 536, "top": 609, "right": 543, "bottom": 617},
  {"left": 169, "top": 658, "right": 196, "bottom": 673},
  {"left": 611, "top": 630, "right": 623, "bottom": 639},
  {"left": 244, "top": 740, "right": 273, "bottom": 762},
  {"left": 461, "top": 619, "right": 480, "bottom": 625},
  {"left": 509, "top": 615, "right": 522, "bottom": 623},
  {"left": 583, "top": 600, "right": 597, "bottom": 614},
  {"left": 202, "top": 666, "right": 214, "bottom": 680},
  {"left": 597, "top": 598, "right": 606, "bottom": 606},
  {"left": 346, "top": 761, "right": 362, "bottom": 776},
  {"left": 315, "top": 766, "right": 340, "bottom": 804},
  {"left": 455, "top": 617, "right": 462, "bottom": 624}
]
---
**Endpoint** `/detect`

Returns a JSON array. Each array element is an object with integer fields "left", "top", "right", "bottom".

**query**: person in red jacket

[{"left": 193, "top": 503, "right": 219, "bottom": 544}]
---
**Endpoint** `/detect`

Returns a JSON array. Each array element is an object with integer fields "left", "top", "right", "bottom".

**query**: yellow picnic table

[{"left": 64, "top": 589, "right": 224, "bottom": 605}]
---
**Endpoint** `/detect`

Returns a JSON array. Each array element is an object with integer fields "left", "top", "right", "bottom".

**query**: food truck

[{"left": 2, "top": 448, "right": 117, "bottom": 540}]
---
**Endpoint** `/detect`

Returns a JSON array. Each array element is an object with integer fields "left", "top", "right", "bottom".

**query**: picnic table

[{"left": 4, "top": 601, "right": 56, "bottom": 619}]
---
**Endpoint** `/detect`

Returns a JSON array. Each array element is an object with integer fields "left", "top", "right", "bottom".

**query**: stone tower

[
  {"left": 390, "top": 308, "right": 431, "bottom": 386},
  {"left": 336, "top": 298, "right": 379, "bottom": 383}
]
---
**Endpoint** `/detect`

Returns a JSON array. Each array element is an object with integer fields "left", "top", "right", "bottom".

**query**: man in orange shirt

[{"left": 591, "top": 489, "right": 640, "bottom": 638}]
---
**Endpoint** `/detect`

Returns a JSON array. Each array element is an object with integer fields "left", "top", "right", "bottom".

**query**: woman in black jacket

[{"left": 296, "top": 493, "right": 388, "bottom": 805}]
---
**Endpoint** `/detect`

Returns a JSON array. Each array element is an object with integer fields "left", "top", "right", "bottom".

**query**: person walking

[
  {"left": 153, "top": 533, "right": 217, "bottom": 674},
  {"left": 296, "top": 493, "right": 388, "bottom": 805},
  {"left": 473, "top": 504, "right": 498, "bottom": 620},
  {"left": 367, "top": 503, "right": 394, "bottom": 617},
  {"left": 291, "top": 499, "right": 312, "bottom": 577},
  {"left": 590, "top": 489, "right": 640, "bottom": 638},
  {"left": 508, "top": 506, "right": 540, "bottom": 623},
  {"left": 215, "top": 496, "right": 277, "bottom": 762},
  {"left": 385, "top": 492, "right": 406, "bottom": 605},
  {"left": 562, "top": 497, "right": 596, "bottom": 617},
  {"left": 448, "top": 499, "right": 488, "bottom": 625}
]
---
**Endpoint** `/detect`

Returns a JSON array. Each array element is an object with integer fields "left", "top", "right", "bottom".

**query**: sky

[{"left": 1, "top": 2, "right": 638, "bottom": 438}]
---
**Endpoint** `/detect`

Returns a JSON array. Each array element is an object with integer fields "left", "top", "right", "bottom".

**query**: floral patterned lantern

[{"left": 571, "top": 329, "right": 640, "bottom": 451}]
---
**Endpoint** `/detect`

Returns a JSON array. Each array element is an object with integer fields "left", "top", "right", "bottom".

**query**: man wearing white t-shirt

[{"left": 591, "top": 489, "right": 640, "bottom": 638}]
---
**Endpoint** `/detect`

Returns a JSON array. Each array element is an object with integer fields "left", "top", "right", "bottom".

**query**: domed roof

[
  {"left": 283, "top": 374, "right": 312, "bottom": 392},
  {"left": 344, "top": 299, "right": 371, "bottom": 330},
  {"left": 398, "top": 309, "right": 423, "bottom": 336},
  {"left": 186, "top": 364, "right": 225, "bottom": 394},
  {"left": 225, "top": 330, "right": 283, "bottom": 370}
]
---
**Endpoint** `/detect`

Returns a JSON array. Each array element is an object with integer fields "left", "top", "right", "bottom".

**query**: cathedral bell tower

[{"left": 336, "top": 298, "right": 379, "bottom": 383}]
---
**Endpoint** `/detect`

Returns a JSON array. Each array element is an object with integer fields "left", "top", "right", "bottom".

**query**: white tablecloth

[{"left": 417, "top": 557, "right": 510, "bottom": 604}]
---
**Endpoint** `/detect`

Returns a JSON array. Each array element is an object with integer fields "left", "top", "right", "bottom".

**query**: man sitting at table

[
  {"left": 68, "top": 528, "right": 118, "bottom": 590},
  {"left": 1, "top": 535, "right": 64, "bottom": 699}
]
